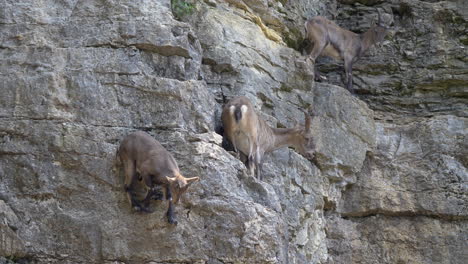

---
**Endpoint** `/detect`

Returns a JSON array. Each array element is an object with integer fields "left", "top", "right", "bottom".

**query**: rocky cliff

[{"left": 0, "top": 0, "right": 466, "bottom": 263}]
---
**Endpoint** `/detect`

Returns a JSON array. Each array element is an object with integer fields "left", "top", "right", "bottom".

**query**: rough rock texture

[
  {"left": 0, "top": 0, "right": 466, "bottom": 263},
  {"left": 318, "top": 0, "right": 468, "bottom": 117}
]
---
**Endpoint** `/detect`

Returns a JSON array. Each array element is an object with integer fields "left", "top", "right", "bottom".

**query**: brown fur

[
  {"left": 304, "top": 9, "right": 389, "bottom": 93},
  {"left": 118, "top": 131, "right": 199, "bottom": 225},
  {"left": 222, "top": 96, "right": 314, "bottom": 180}
]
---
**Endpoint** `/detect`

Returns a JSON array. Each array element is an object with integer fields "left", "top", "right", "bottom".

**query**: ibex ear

[{"left": 185, "top": 177, "right": 200, "bottom": 187}]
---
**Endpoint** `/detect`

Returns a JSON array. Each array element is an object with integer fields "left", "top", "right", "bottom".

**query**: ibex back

[{"left": 118, "top": 131, "right": 199, "bottom": 225}]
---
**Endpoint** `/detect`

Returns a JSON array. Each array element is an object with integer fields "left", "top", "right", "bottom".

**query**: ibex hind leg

[
  {"left": 141, "top": 186, "right": 164, "bottom": 207},
  {"left": 128, "top": 192, "right": 151, "bottom": 213},
  {"left": 123, "top": 160, "right": 150, "bottom": 213},
  {"left": 150, "top": 187, "right": 164, "bottom": 201},
  {"left": 140, "top": 175, "right": 162, "bottom": 212}
]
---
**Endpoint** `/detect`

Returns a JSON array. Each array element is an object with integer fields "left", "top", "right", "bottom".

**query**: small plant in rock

[{"left": 171, "top": 0, "right": 195, "bottom": 20}]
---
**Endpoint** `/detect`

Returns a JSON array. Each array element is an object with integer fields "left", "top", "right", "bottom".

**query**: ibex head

[
  {"left": 372, "top": 9, "right": 390, "bottom": 43},
  {"left": 166, "top": 174, "right": 199, "bottom": 204}
]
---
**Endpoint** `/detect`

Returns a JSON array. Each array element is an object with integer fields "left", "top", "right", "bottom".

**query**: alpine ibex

[
  {"left": 118, "top": 131, "right": 199, "bottom": 225},
  {"left": 304, "top": 9, "right": 389, "bottom": 93},
  {"left": 222, "top": 96, "right": 314, "bottom": 180}
]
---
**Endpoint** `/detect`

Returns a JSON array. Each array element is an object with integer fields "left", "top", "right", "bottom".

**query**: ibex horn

[{"left": 377, "top": 8, "right": 382, "bottom": 26}]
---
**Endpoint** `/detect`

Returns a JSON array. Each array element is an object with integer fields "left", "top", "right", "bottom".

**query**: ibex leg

[
  {"left": 141, "top": 174, "right": 163, "bottom": 210},
  {"left": 123, "top": 160, "right": 146, "bottom": 212},
  {"left": 231, "top": 137, "right": 240, "bottom": 159},
  {"left": 255, "top": 147, "right": 263, "bottom": 181},
  {"left": 344, "top": 59, "right": 354, "bottom": 93},
  {"left": 247, "top": 137, "right": 256, "bottom": 177},
  {"left": 308, "top": 37, "right": 327, "bottom": 81},
  {"left": 142, "top": 187, "right": 163, "bottom": 203},
  {"left": 165, "top": 185, "right": 177, "bottom": 225}
]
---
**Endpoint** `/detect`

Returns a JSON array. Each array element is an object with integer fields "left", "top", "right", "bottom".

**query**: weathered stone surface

[
  {"left": 326, "top": 215, "right": 468, "bottom": 264},
  {"left": 0, "top": 202, "right": 25, "bottom": 258},
  {"left": 338, "top": 115, "right": 467, "bottom": 218},
  {"left": 0, "top": 0, "right": 466, "bottom": 263},
  {"left": 190, "top": 0, "right": 317, "bottom": 123},
  {"left": 326, "top": 115, "right": 467, "bottom": 263},
  {"left": 311, "top": 84, "right": 376, "bottom": 182}
]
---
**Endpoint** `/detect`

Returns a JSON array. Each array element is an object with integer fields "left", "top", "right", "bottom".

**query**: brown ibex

[
  {"left": 222, "top": 96, "right": 314, "bottom": 180},
  {"left": 117, "top": 131, "right": 199, "bottom": 225},
  {"left": 304, "top": 9, "right": 389, "bottom": 93}
]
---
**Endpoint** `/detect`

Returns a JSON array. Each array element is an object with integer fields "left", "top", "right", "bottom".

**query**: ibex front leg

[
  {"left": 344, "top": 57, "right": 354, "bottom": 94},
  {"left": 123, "top": 160, "right": 149, "bottom": 212},
  {"left": 165, "top": 185, "right": 177, "bottom": 225},
  {"left": 309, "top": 39, "right": 327, "bottom": 82},
  {"left": 247, "top": 137, "right": 257, "bottom": 177},
  {"left": 254, "top": 147, "right": 264, "bottom": 180},
  {"left": 231, "top": 137, "right": 240, "bottom": 160}
]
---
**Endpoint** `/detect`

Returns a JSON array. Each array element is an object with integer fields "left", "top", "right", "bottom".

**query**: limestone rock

[
  {"left": 338, "top": 115, "right": 467, "bottom": 218},
  {"left": 0, "top": 202, "right": 25, "bottom": 258},
  {"left": 0, "top": 0, "right": 466, "bottom": 263},
  {"left": 311, "top": 83, "right": 376, "bottom": 182}
]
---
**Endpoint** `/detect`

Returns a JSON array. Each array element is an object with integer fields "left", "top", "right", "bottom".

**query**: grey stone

[{"left": 0, "top": 0, "right": 466, "bottom": 263}]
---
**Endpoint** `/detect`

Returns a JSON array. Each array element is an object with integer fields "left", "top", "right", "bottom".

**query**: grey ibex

[
  {"left": 118, "top": 131, "right": 199, "bottom": 225},
  {"left": 304, "top": 9, "right": 390, "bottom": 93},
  {"left": 222, "top": 96, "right": 314, "bottom": 180}
]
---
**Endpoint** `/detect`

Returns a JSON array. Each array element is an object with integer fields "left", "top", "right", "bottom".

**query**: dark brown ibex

[
  {"left": 118, "top": 131, "right": 199, "bottom": 225},
  {"left": 304, "top": 9, "right": 389, "bottom": 93},
  {"left": 222, "top": 96, "right": 314, "bottom": 180}
]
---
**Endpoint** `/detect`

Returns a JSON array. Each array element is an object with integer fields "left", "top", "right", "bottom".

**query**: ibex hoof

[
  {"left": 314, "top": 75, "right": 327, "bottom": 82},
  {"left": 168, "top": 218, "right": 178, "bottom": 225},
  {"left": 134, "top": 205, "right": 152, "bottom": 213}
]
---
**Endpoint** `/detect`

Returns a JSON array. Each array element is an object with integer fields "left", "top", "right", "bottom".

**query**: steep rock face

[
  {"left": 327, "top": 115, "right": 468, "bottom": 264},
  {"left": 321, "top": 1, "right": 468, "bottom": 264},
  {"left": 327, "top": 215, "right": 468, "bottom": 264},
  {"left": 319, "top": 0, "right": 467, "bottom": 117},
  {"left": 311, "top": 84, "right": 376, "bottom": 182},
  {"left": 0, "top": 0, "right": 466, "bottom": 264},
  {"left": 340, "top": 116, "right": 467, "bottom": 218}
]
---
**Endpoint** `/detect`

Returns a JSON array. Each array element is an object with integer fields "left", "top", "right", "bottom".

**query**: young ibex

[
  {"left": 304, "top": 9, "right": 390, "bottom": 93},
  {"left": 222, "top": 96, "right": 314, "bottom": 180},
  {"left": 117, "top": 131, "right": 199, "bottom": 225}
]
